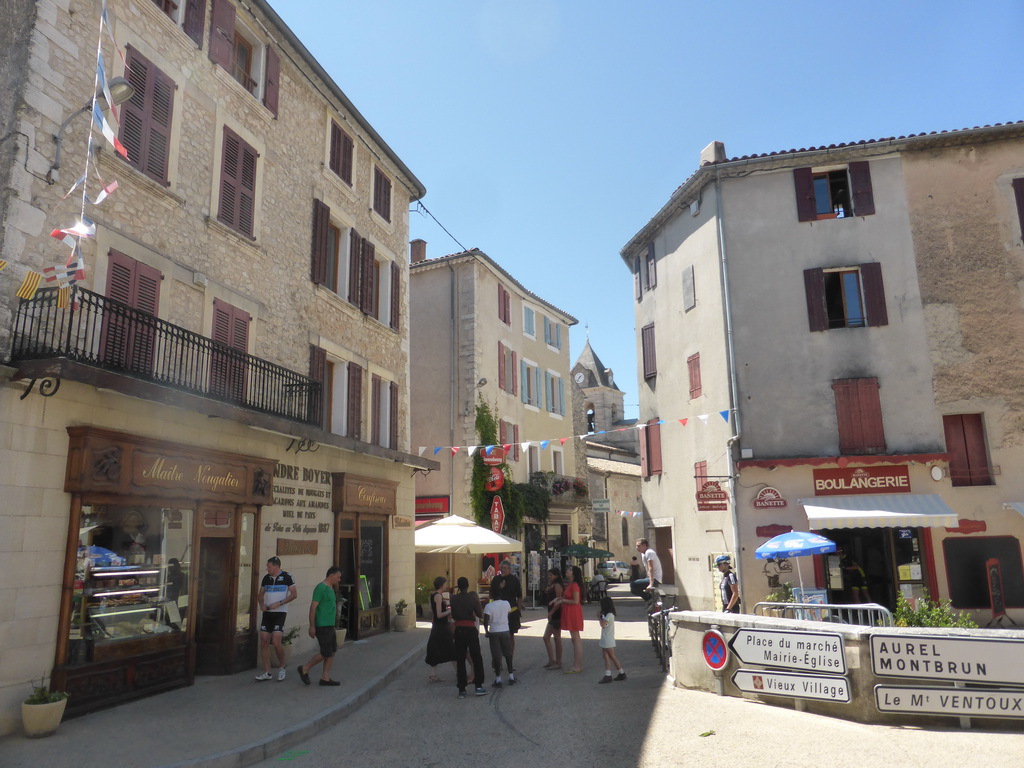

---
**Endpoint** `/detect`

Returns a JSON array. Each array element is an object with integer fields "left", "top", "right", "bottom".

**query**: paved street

[{"left": 255, "top": 586, "right": 1023, "bottom": 768}]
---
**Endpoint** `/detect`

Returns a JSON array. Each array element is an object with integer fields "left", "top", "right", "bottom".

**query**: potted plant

[
  {"left": 415, "top": 580, "right": 433, "bottom": 619},
  {"left": 272, "top": 625, "right": 301, "bottom": 667},
  {"left": 22, "top": 676, "right": 69, "bottom": 738},
  {"left": 393, "top": 599, "right": 412, "bottom": 632}
]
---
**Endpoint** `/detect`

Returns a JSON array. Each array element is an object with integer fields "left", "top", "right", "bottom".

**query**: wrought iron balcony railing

[{"left": 11, "top": 287, "right": 321, "bottom": 425}]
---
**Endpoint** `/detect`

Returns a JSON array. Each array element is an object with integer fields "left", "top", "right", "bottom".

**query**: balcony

[
  {"left": 10, "top": 287, "right": 321, "bottom": 426},
  {"left": 530, "top": 471, "right": 589, "bottom": 503}
]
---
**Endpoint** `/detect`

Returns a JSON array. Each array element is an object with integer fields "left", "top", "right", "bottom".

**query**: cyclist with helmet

[{"left": 716, "top": 554, "right": 740, "bottom": 613}]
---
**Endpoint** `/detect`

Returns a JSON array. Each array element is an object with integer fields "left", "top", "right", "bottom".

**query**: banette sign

[{"left": 812, "top": 466, "right": 911, "bottom": 496}]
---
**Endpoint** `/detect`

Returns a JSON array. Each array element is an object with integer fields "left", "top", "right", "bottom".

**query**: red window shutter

[
  {"left": 497, "top": 284, "right": 503, "bottom": 321},
  {"left": 107, "top": 250, "right": 134, "bottom": 305},
  {"left": 511, "top": 351, "right": 517, "bottom": 396},
  {"left": 962, "top": 414, "right": 991, "bottom": 485},
  {"left": 860, "top": 262, "right": 888, "bottom": 327},
  {"left": 848, "top": 161, "right": 875, "bottom": 216},
  {"left": 503, "top": 288, "right": 511, "bottom": 325},
  {"left": 513, "top": 424, "right": 520, "bottom": 461},
  {"left": 347, "top": 364, "right": 362, "bottom": 440},
  {"left": 348, "top": 229, "right": 362, "bottom": 304},
  {"left": 371, "top": 374, "right": 382, "bottom": 445},
  {"left": 102, "top": 250, "right": 161, "bottom": 371},
  {"left": 833, "top": 378, "right": 885, "bottom": 455},
  {"left": 497, "top": 342, "right": 506, "bottom": 390},
  {"left": 687, "top": 353, "right": 701, "bottom": 399},
  {"left": 943, "top": 415, "right": 970, "bottom": 486},
  {"left": 361, "top": 240, "right": 376, "bottom": 315},
  {"left": 1013, "top": 179, "right": 1024, "bottom": 241},
  {"left": 210, "top": 298, "right": 249, "bottom": 401},
  {"left": 695, "top": 461, "right": 708, "bottom": 494},
  {"left": 208, "top": 0, "right": 235, "bottom": 69},
  {"left": 499, "top": 419, "right": 507, "bottom": 445},
  {"left": 390, "top": 261, "right": 400, "bottom": 330},
  {"left": 308, "top": 345, "right": 327, "bottom": 428},
  {"left": 641, "top": 324, "right": 656, "bottom": 379},
  {"left": 183, "top": 0, "right": 206, "bottom": 47},
  {"left": 647, "top": 419, "right": 663, "bottom": 475},
  {"left": 793, "top": 167, "right": 817, "bottom": 222},
  {"left": 803, "top": 268, "right": 828, "bottom": 332},
  {"left": 389, "top": 381, "right": 399, "bottom": 449},
  {"left": 263, "top": 45, "right": 280, "bottom": 117},
  {"left": 310, "top": 199, "right": 330, "bottom": 286}
]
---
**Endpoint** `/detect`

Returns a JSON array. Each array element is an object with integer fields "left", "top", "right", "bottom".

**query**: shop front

[{"left": 55, "top": 426, "right": 276, "bottom": 715}]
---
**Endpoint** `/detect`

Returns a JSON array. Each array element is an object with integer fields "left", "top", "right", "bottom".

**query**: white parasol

[{"left": 414, "top": 514, "right": 522, "bottom": 554}]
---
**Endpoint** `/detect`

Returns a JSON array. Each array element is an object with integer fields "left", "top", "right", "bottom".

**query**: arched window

[
  {"left": 621, "top": 516, "right": 629, "bottom": 547},
  {"left": 586, "top": 404, "right": 596, "bottom": 433}
]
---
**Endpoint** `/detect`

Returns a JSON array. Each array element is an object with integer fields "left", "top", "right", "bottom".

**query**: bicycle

[{"left": 645, "top": 588, "right": 676, "bottom": 673}]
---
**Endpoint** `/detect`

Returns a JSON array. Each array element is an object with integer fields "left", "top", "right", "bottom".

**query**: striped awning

[{"left": 798, "top": 494, "right": 958, "bottom": 530}]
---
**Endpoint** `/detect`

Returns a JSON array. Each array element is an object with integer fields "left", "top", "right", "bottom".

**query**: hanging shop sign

[
  {"left": 812, "top": 466, "right": 910, "bottom": 496},
  {"left": 333, "top": 473, "right": 398, "bottom": 515},
  {"left": 875, "top": 685, "right": 1024, "bottom": 719},
  {"left": 733, "top": 669, "right": 850, "bottom": 703},
  {"left": 490, "top": 496, "right": 505, "bottom": 533},
  {"left": 752, "top": 487, "right": 788, "bottom": 509},
  {"left": 728, "top": 628, "right": 846, "bottom": 674},
  {"left": 696, "top": 481, "right": 729, "bottom": 511},
  {"left": 484, "top": 466, "right": 505, "bottom": 491},
  {"left": 870, "top": 634, "right": 1024, "bottom": 685},
  {"left": 482, "top": 447, "right": 506, "bottom": 466}
]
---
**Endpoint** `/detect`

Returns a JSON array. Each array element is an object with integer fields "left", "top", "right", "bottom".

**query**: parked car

[{"left": 597, "top": 560, "right": 631, "bottom": 582}]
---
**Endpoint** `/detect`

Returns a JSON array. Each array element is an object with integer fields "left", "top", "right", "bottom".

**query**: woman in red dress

[{"left": 560, "top": 565, "right": 584, "bottom": 673}]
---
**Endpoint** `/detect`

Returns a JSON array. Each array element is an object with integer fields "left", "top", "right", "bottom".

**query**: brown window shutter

[
  {"left": 147, "top": 68, "right": 174, "bottom": 185},
  {"left": 347, "top": 364, "right": 362, "bottom": 440},
  {"left": 641, "top": 324, "right": 656, "bottom": 379},
  {"left": 120, "top": 47, "right": 149, "bottom": 173},
  {"left": 803, "top": 268, "right": 828, "bottom": 331},
  {"left": 648, "top": 419, "right": 663, "bottom": 475},
  {"left": 390, "top": 261, "right": 400, "bottom": 330},
  {"left": 646, "top": 243, "right": 657, "bottom": 289},
  {"left": 513, "top": 424, "right": 519, "bottom": 461},
  {"left": 210, "top": 298, "right": 248, "bottom": 401},
  {"left": 348, "top": 229, "right": 362, "bottom": 304},
  {"left": 361, "top": 240, "right": 376, "bottom": 315},
  {"left": 961, "top": 414, "right": 991, "bottom": 485},
  {"left": 860, "top": 262, "right": 888, "bottom": 327},
  {"left": 793, "top": 167, "right": 817, "bottom": 222},
  {"left": 499, "top": 419, "right": 507, "bottom": 445},
  {"left": 371, "top": 374, "right": 382, "bottom": 445},
  {"left": 308, "top": 345, "right": 327, "bottom": 428},
  {"left": 208, "top": 0, "right": 235, "bottom": 69},
  {"left": 183, "top": 0, "right": 206, "bottom": 47},
  {"left": 1013, "top": 179, "right": 1024, "bottom": 241},
  {"left": 511, "top": 351, "right": 517, "bottom": 396},
  {"left": 634, "top": 257, "right": 642, "bottom": 301},
  {"left": 329, "top": 122, "right": 342, "bottom": 176},
  {"left": 497, "top": 342, "right": 506, "bottom": 390},
  {"left": 310, "top": 199, "right": 330, "bottom": 285},
  {"left": 833, "top": 378, "right": 885, "bottom": 454},
  {"left": 943, "top": 415, "right": 970, "bottom": 486},
  {"left": 263, "top": 45, "right": 280, "bottom": 117},
  {"left": 218, "top": 128, "right": 241, "bottom": 230},
  {"left": 503, "top": 288, "right": 511, "bottom": 325},
  {"left": 687, "top": 353, "right": 701, "bottom": 399},
  {"left": 848, "top": 161, "right": 875, "bottom": 216},
  {"left": 695, "top": 461, "right": 708, "bottom": 494},
  {"left": 341, "top": 132, "right": 353, "bottom": 184},
  {"left": 106, "top": 249, "right": 135, "bottom": 305},
  {"left": 639, "top": 425, "right": 649, "bottom": 479},
  {"left": 237, "top": 142, "right": 257, "bottom": 238},
  {"left": 389, "top": 381, "right": 399, "bottom": 449}
]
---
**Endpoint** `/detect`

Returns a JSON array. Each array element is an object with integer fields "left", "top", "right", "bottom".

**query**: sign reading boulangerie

[{"left": 813, "top": 466, "right": 911, "bottom": 496}]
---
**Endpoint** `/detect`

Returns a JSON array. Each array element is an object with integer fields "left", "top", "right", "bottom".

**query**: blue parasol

[{"left": 755, "top": 531, "right": 836, "bottom": 597}]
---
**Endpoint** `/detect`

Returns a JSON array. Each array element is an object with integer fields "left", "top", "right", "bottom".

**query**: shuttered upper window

[
  {"left": 149, "top": 0, "right": 206, "bottom": 46},
  {"left": 209, "top": 0, "right": 279, "bottom": 115},
  {"left": 640, "top": 418, "right": 663, "bottom": 479},
  {"left": 687, "top": 353, "right": 702, "bottom": 399},
  {"left": 371, "top": 375, "right": 398, "bottom": 449},
  {"left": 329, "top": 121, "right": 354, "bottom": 185},
  {"left": 209, "top": 298, "right": 250, "bottom": 402},
  {"left": 497, "top": 342, "right": 517, "bottom": 395},
  {"left": 794, "top": 161, "right": 874, "bottom": 222},
  {"left": 218, "top": 127, "right": 257, "bottom": 238},
  {"left": 373, "top": 166, "right": 392, "bottom": 221},
  {"left": 832, "top": 377, "right": 886, "bottom": 455},
  {"left": 497, "top": 283, "right": 511, "bottom": 325},
  {"left": 943, "top": 414, "right": 993, "bottom": 487},
  {"left": 101, "top": 250, "right": 161, "bottom": 374},
  {"left": 641, "top": 324, "right": 657, "bottom": 380},
  {"left": 804, "top": 263, "right": 887, "bottom": 331},
  {"left": 121, "top": 47, "right": 175, "bottom": 186},
  {"left": 1013, "top": 179, "right": 1024, "bottom": 242},
  {"left": 646, "top": 243, "right": 657, "bottom": 290}
]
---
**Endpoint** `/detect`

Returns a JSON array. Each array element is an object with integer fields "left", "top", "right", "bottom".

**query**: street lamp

[{"left": 47, "top": 76, "right": 135, "bottom": 184}]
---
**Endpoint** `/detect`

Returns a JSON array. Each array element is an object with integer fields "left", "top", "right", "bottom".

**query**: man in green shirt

[{"left": 298, "top": 566, "right": 342, "bottom": 686}]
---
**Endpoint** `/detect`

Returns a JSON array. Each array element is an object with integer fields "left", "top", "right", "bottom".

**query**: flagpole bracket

[
  {"left": 20, "top": 377, "right": 61, "bottom": 400},
  {"left": 411, "top": 467, "right": 434, "bottom": 478}
]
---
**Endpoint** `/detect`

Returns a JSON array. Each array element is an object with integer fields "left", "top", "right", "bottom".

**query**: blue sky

[{"left": 274, "top": 1, "right": 1020, "bottom": 420}]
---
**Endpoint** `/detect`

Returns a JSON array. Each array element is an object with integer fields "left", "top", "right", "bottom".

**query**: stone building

[
  {"left": 0, "top": 0, "right": 434, "bottom": 730},
  {"left": 408, "top": 242, "right": 581, "bottom": 593},
  {"left": 620, "top": 122, "right": 1024, "bottom": 622}
]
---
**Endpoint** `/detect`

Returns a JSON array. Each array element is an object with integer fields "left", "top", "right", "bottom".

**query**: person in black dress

[{"left": 424, "top": 576, "right": 455, "bottom": 682}]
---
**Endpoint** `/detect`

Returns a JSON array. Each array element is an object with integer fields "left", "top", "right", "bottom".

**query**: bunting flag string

[{"left": 419, "top": 408, "right": 733, "bottom": 460}]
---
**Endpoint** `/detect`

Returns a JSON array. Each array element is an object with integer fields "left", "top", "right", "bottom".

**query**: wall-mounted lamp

[
  {"left": 476, "top": 378, "right": 488, "bottom": 388},
  {"left": 47, "top": 76, "right": 135, "bottom": 185}
]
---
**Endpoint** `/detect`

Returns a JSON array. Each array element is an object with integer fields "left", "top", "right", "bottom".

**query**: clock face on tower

[{"left": 574, "top": 372, "right": 585, "bottom": 384}]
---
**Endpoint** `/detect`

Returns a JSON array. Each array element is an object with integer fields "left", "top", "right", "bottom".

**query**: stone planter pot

[
  {"left": 22, "top": 698, "right": 68, "bottom": 738},
  {"left": 393, "top": 613, "right": 412, "bottom": 632},
  {"left": 335, "top": 628, "right": 347, "bottom": 646}
]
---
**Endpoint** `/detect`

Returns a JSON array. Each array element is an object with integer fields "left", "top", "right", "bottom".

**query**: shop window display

[{"left": 68, "top": 505, "right": 193, "bottom": 664}]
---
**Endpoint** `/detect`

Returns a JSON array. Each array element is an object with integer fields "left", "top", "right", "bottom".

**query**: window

[
  {"left": 682, "top": 265, "right": 696, "bottom": 311},
  {"left": 543, "top": 316, "right": 563, "bottom": 350},
  {"left": 640, "top": 418, "right": 663, "bottom": 479},
  {"left": 209, "top": 0, "right": 279, "bottom": 115},
  {"left": 646, "top": 242, "right": 657, "bottom": 290},
  {"left": 497, "top": 342, "right": 517, "bottom": 395},
  {"left": 634, "top": 256, "right": 642, "bottom": 301},
  {"left": 523, "top": 306, "right": 535, "bottom": 337},
  {"left": 121, "top": 47, "right": 174, "bottom": 186},
  {"left": 586, "top": 405, "right": 595, "bottom": 433},
  {"left": 552, "top": 449, "right": 563, "bottom": 475},
  {"left": 694, "top": 460, "right": 708, "bottom": 494},
  {"left": 497, "top": 283, "right": 511, "bottom": 325},
  {"left": 943, "top": 414, "right": 993, "bottom": 486},
  {"left": 218, "top": 127, "right": 257, "bottom": 238},
  {"left": 209, "top": 298, "right": 250, "bottom": 402},
  {"left": 527, "top": 445, "right": 540, "bottom": 475},
  {"left": 149, "top": 0, "right": 206, "bottom": 46},
  {"left": 373, "top": 166, "right": 391, "bottom": 222},
  {"left": 326, "top": 359, "right": 348, "bottom": 436},
  {"left": 498, "top": 419, "right": 520, "bottom": 461},
  {"left": 804, "top": 263, "right": 887, "bottom": 331},
  {"left": 832, "top": 377, "right": 885, "bottom": 455},
  {"left": 793, "top": 161, "right": 874, "bottom": 222},
  {"left": 309, "top": 346, "right": 328, "bottom": 428},
  {"left": 311, "top": 199, "right": 342, "bottom": 292},
  {"left": 520, "top": 360, "right": 542, "bottom": 408},
  {"left": 687, "top": 353, "right": 702, "bottom": 399},
  {"left": 1013, "top": 178, "right": 1024, "bottom": 242},
  {"left": 100, "top": 250, "right": 161, "bottom": 374},
  {"left": 329, "top": 121, "right": 354, "bottom": 185},
  {"left": 336, "top": 228, "right": 398, "bottom": 328},
  {"left": 943, "top": 537, "right": 1024, "bottom": 609},
  {"left": 621, "top": 517, "right": 629, "bottom": 548},
  {"left": 544, "top": 372, "right": 565, "bottom": 415},
  {"left": 371, "top": 375, "right": 398, "bottom": 449},
  {"left": 346, "top": 363, "right": 363, "bottom": 440},
  {"left": 641, "top": 324, "right": 657, "bottom": 380}
]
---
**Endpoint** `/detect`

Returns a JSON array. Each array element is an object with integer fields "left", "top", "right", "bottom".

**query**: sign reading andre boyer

[
  {"left": 728, "top": 629, "right": 846, "bottom": 674},
  {"left": 871, "top": 634, "right": 1024, "bottom": 686}
]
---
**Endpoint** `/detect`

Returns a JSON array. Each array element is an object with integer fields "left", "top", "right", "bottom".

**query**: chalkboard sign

[
  {"left": 359, "top": 574, "right": 371, "bottom": 611},
  {"left": 987, "top": 557, "right": 1006, "bottom": 620}
]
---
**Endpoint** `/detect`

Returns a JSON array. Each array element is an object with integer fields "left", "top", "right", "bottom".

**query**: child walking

[{"left": 597, "top": 596, "right": 626, "bottom": 684}]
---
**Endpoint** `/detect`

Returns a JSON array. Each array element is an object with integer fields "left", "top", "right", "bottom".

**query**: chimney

[
  {"left": 410, "top": 239, "right": 427, "bottom": 264},
  {"left": 700, "top": 141, "right": 726, "bottom": 166}
]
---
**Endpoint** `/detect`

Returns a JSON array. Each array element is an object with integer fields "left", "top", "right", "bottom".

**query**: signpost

[
  {"left": 870, "top": 634, "right": 1024, "bottom": 685},
  {"left": 490, "top": 496, "right": 505, "bottom": 533},
  {"left": 733, "top": 669, "right": 851, "bottom": 703},
  {"left": 728, "top": 628, "right": 847, "bottom": 674},
  {"left": 702, "top": 629, "right": 729, "bottom": 671},
  {"left": 875, "top": 685, "right": 1024, "bottom": 719},
  {"left": 482, "top": 446, "right": 506, "bottom": 466}
]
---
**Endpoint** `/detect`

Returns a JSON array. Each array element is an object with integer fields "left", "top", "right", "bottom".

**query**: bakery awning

[
  {"left": 798, "top": 494, "right": 958, "bottom": 529},
  {"left": 1004, "top": 503, "right": 1024, "bottom": 518}
]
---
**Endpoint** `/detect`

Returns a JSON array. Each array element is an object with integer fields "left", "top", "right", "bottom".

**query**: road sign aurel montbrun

[
  {"left": 870, "top": 634, "right": 1024, "bottom": 686},
  {"left": 728, "top": 628, "right": 847, "bottom": 674},
  {"left": 733, "top": 669, "right": 851, "bottom": 703}
]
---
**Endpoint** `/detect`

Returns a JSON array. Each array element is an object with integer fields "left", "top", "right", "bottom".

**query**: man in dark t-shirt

[
  {"left": 495, "top": 559, "right": 524, "bottom": 650},
  {"left": 256, "top": 556, "right": 297, "bottom": 681}
]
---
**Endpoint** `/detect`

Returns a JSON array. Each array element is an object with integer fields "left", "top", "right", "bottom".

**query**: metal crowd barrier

[{"left": 753, "top": 601, "right": 894, "bottom": 627}]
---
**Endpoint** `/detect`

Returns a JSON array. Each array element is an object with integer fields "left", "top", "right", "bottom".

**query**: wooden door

[{"left": 194, "top": 537, "right": 235, "bottom": 674}]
